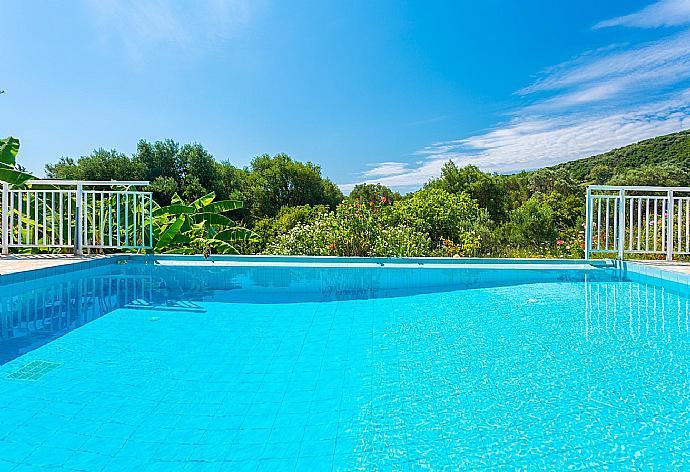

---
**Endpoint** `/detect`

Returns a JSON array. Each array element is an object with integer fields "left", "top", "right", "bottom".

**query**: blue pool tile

[
  {"left": 3, "top": 261, "right": 690, "bottom": 470},
  {"left": 62, "top": 450, "right": 111, "bottom": 470},
  {"left": 256, "top": 457, "right": 297, "bottom": 471},
  {"left": 294, "top": 455, "right": 333, "bottom": 472}
]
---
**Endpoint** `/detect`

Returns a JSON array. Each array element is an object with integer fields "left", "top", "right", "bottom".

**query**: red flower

[
  {"left": 381, "top": 196, "right": 387, "bottom": 203},
  {"left": 369, "top": 201, "right": 374, "bottom": 206},
  {"left": 556, "top": 239, "right": 564, "bottom": 246},
  {"left": 580, "top": 243, "right": 585, "bottom": 249},
  {"left": 328, "top": 243, "right": 336, "bottom": 250}
]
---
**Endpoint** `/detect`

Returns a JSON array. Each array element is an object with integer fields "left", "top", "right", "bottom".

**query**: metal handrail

[
  {"left": 586, "top": 185, "right": 690, "bottom": 261},
  {"left": 588, "top": 185, "right": 690, "bottom": 192},
  {"left": 1, "top": 180, "right": 153, "bottom": 255},
  {"left": 24, "top": 180, "right": 150, "bottom": 187}
]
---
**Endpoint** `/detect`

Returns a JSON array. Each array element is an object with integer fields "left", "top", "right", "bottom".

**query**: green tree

[
  {"left": 134, "top": 139, "right": 183, "bottom": 183},
  {"left": 528, "top": 167, "right": 580, "bottom": 196},
  {"left": 348, "top": 183, "right": 401, "bottom": 204},
  {"left": 46, "top": 149, "right": 145, "bottom": 181},
  {"left": 242, "top": 153, "right": 343, "bottom": 221},
  {"left": 148, "top": 176, "right": 179, "bottom": 205},
  {"left": 427, "top": 161, "right": 508, "bottom": 221},
  {"left": 607, "top": 164, "right": 687, "bottom": 186},
  {"left": 588, "top": 164, "right": 613, "bottom": 185},
  {"left": 390, "top": 188, "right": 483, "bottom": 244},
  {"left": 180, "top": 143, "right": 218, "bottom": 195},
  {"left": 503, "top": 194, "right": 557, "bottom": 250}
]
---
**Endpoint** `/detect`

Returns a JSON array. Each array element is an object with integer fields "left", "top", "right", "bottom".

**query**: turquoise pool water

[{"left": 1, "top": 260, "right": 689, "bottom": 470}]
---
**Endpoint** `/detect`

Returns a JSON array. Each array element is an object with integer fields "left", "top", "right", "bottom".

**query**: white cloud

[
  {"left": 521, "top": 30, "right": 690, "bottom": 97},
  {"left": 595, "top": 0, "right": 690, "bottom": 29},
  {"left": 83, "top": 0, "right": 262, "bottom": 60},
  {"left": 362, "top": 162, "right": 409, "bottom": 178}
]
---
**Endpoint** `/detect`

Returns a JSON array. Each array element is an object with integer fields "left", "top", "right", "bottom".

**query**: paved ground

[
  {"left": 0, "top": 254, "right": 111, "bottom": 275},
  {"left": 629, "top": 260, "right": 690, "bottom": 275}
]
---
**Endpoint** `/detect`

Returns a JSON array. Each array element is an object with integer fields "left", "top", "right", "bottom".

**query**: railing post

[
  {"left": 585, "top": 187, "right": 592, "bottom": 260},
  {"left": 664, "top": 190, "right": 673, "bottom": 261},
  {"left": 617, "top": 188, "right": 625, "bottom": 261},
  {"left": 75, "top": 183, "right": 83, "bottom": 256},
  {"left": 1, "top": 182, "right": 8, "bottom": 255}
]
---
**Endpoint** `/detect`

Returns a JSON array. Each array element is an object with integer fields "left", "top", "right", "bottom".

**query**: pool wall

[{"left": 1, "top": 254, "right": 688, "bottom": 294}]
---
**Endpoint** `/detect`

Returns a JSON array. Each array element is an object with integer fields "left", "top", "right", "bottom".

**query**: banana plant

[
  {"left": 151, "top": 192, "right": 257, "bottom": 254},
  {"left": 0, "top": 137, "right": 34, "bottom": 185}
]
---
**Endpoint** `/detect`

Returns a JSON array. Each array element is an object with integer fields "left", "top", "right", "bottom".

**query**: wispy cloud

[
  {"left": 595, "top": 0, "right": 690, "bottom": 29},
  {"left": 83, "top": 0, "right": 262, "bottom": 60},
  {"left": 342, "top": 1, "right": 690, "bottom": 192},
  {"left": 362, "top": 162, "right": 409, "bottom": 178}
]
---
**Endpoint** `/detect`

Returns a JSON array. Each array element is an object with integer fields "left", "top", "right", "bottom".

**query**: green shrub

[
  {"left": 266, "top": 200, "right": 431, "bottom": 257},
  {"left": 390, "top": 188, "right": 484, "bottom": 254},
  {"left": 371, "top": 226, "right": 430, "bottom": 257},
  {"left": 504, "top": 194, "right": 557, "bottom": 250},
  {"left": 264, "top": 217, "right": 337, "bottom": 256}
]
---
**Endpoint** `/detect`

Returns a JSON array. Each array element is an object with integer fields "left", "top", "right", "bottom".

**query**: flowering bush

[
  {"left": 265, "top": 193, "right": 482, "bottom": 257},
  {"left": 371, "top": 226, "right": 431, "bottom": 257}
]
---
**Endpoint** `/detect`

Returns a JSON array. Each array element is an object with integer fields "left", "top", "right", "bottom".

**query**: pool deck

[
  {"left": 627, "top": 260, "right": 690, "bottom": 275},
  {"left": 0, "top": 254, "right": 112, "bottom": 275}
]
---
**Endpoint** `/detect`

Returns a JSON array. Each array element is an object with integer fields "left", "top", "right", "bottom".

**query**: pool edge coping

[{"left": 0, "top": 254, "right": 617, "bottom": 286}]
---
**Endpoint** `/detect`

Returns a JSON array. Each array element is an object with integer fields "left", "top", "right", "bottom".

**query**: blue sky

[{"left": 2, "top": 1, "right": 690, "bottom": 192}]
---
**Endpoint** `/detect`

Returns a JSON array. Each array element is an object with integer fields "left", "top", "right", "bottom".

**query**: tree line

[{"left": 45, "top": 130, "right": 690, "bottom": 257}]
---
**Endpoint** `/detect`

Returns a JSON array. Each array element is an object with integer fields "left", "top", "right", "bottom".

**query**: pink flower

[{"left": 556, "top": 239, "right": 564, "bottom": 246}]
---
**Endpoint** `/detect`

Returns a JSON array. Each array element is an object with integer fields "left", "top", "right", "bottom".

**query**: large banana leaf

[
  {"left": 0, "top": 137, "right": 19, "bottom": 166},
  {"left": 0, "top": 167, "right": 34, "bottom": 185},
  {"left": 202, "top": 199, "right": 243, "bottom": 213},
  {"left": 192, "top": 192, "right": 216, "bottom": 210},
  {"left": 193, "top": 212, "right": 235, "bottom": 227},
  {"left": 152, "top": 204, "right": 195, "bottom": 217},
  {"left": 206, "top": 239, "right": 239, "bottom": 254},
  {"left": 213, "top": 228, "right": 259, "bottom": 242},
  {"left": 154, "top": 215, "right": 185, "bottom": 251}
]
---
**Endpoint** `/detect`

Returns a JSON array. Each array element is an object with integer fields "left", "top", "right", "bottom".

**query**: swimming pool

[{"left": 0, "top": 256, "right": 689, "bottom": 470}]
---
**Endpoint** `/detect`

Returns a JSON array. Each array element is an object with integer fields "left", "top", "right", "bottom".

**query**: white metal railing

[
  {"left": 0, "top": 180, "right": 152, "bottom": 255},
  {"left": 586, "top": 185, "right": 690, "bottom": 261}
]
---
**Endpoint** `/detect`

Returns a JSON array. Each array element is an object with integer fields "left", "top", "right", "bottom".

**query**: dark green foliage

[
  {"left": 240, "top": 153, "right": 343, "bottom": 222},
  {"left": 528, "top": 167, "right": 581, "bottom": 196},
  {"left": 503, "top": 195, "right": 558, "bottom": 250},
  {"left": 151, "top": 192, "right": 257, "bottom": 255},
  {"left": 46, "top": 149, "right": 145, "bottom": 182},
  {"left": 46, "top": 142, "right": 342, "bottom": 219},
  {"left": 426, "top": 162, "right": 509, "bottom": 221},
  {"left": 551, "top": 129, "right": 690, "bottom": 183},
  {"left": 251, "top": 204, "right": 329, "bottom": 252},
  {"left": 348, "top": 183, "right": 401, "bottom": 204},
  {"left": 607, "top": 164, "right": 687, "bottom": 186}
]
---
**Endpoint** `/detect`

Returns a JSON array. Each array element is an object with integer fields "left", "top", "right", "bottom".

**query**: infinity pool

[{"left": 1, "top": 258, "right": 689, "bottom": 470}]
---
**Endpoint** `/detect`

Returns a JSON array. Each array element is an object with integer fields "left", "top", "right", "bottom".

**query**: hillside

[{"left": 549, "top": 129, "right": 690, "bottom": 183}]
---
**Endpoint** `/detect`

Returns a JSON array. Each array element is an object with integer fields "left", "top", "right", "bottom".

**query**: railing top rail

[
  {"left": 21, "top": 180, "right": 150, "bottom": 187},
  {"left": 588, "top": 185, "right": 690, "bottom": 192}
]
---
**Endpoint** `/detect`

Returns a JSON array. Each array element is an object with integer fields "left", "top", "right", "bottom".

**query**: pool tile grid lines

[{"left": 2, "top": 257, "right": 690, "bottom": 469}]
